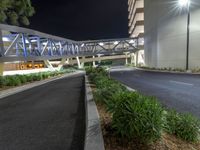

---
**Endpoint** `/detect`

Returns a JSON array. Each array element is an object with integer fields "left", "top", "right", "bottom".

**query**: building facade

[
  {"left": 128, "top": 0, "right": 145, "bottom": 65},
  {"left": 144, "top": 0, "right": 200, "bottom": 69}
]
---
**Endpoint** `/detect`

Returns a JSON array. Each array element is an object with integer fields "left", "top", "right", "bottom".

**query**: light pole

[{"left": 179, "top": 0, "right": 190, "bottom": 70}]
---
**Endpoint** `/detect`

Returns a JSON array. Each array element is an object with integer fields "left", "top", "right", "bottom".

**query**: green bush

[
  {"left": 26, "top": 75, "right": 33, "bottom": 82},
  {"left": 164, "top": 110, "right": 200, "bottom": 142},
  {"left": 0, "top": 76, "right": 5, "bottom": 87},
  {"left": 112, "top": 91, "right": 163, "bottom": 143},
  {"left": 32, "top": 74, "right": 43, "bottom": 81},
  {"left": 16, "top": 75, "right": 27, "bottom": 84},
  {"left": 4, "top": 76, "right": 21, "bottom": 86}
]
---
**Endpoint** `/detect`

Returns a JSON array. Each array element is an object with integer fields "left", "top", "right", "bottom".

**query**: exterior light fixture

[
  {"left": 178, "top": 0, "right": 190, "bottom": 7},
  {"left": 99, "top": 42, "right": 104, "bottom": 46},
  {"left": 81, "top": 43, "right": 85, "bottom": 47},
  {"left": 114, "top": 41, "right": 119, "bottom": 45}
]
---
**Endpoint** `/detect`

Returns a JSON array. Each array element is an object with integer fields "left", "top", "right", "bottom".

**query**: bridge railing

[{"left": 0, "top": 24, "right": 143, "bottom": 62}]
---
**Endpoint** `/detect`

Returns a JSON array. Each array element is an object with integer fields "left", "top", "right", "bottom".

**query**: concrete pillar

[
  {"left": 81, "top": 56, "right": 85, "bottom": 68},
  {"left": 44, "top": 60, "right": 55, "bottom": 71},
  {"left": 92, "top": 56, "right": 96, "bottom": 67},
  {"left": 124, "top": 52, "right": 129, "bottom": 65},
  {"left": 97, "top": 54, "right": 103, "bottom": 64},
  {"left": 66, "top": 58, "right": 70, "bottom": 65},
  {"left": 136, "top": 51, "right": 139, "bottom": 66},
  {"left": 130, "top": 53, "right": 135, "bottom": 65},
  {"left": 76, "top": 56, "right": 82, "bottom": 69},
  {"left": 57, "top": 58, "right": 66, "bottom": 70}
]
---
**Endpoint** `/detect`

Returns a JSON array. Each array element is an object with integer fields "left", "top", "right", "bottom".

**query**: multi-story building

[{"left": 128, "top": 0, "right": 144, "bottom": 65}]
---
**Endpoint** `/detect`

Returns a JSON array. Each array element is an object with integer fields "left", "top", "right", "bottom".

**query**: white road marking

[{"left": 170, "top": 80, "right": 194, "bottom": 86}]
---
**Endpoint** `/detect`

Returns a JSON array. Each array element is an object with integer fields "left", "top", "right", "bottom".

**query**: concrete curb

[
  {"left": 136, "top": 67, "right": 200, "bottom": 75},
  {"left": 121, "top": 83, "right": 136, "bottom": 92},
  {"left": 0, "top": 71, "right": 85, "bottom": 99},
  {"left": 84, "top": 76, "right": 105, "bottom": 150}
]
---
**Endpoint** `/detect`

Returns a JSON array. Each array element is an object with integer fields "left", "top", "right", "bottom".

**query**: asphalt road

[
  {"left": 0, "top": 75, "right": 85, "bottom": 150},
  {"left": 111, "top": 69, "right": 200, "bottom": 118}
]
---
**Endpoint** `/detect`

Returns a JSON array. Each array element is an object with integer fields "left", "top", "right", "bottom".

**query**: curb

[
  {"left": 84, "top": 76, "right": 105, "bottom": 150},
  {"left": 0, "top": 71, "right": 85, "bottom": 99},
  {"left": 121, "top": 83, "right": 136, "bottom": 92},
  {"left": 136, "top": 67, "right": 200, "bottom": 75}
]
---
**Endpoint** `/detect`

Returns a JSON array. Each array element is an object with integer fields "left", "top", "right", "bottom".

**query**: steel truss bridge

[{"left": 0, "top": 24, "right": 144, "bottom": 71}]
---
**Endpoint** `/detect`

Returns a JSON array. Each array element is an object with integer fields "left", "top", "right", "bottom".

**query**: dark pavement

[
  {"left": 0, "top": 75, "right": 85, "bottom": 150},
  {"left": 111, "top": 69, "right": 200, "bottom": 118}
]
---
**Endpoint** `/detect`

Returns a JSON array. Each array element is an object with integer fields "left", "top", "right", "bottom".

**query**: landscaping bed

[
  {"left": 86, "top": 67, "right": 200, "bottom": 150},
  {"left": 0, "top": 69, "right": 75, "bottom": 90}
]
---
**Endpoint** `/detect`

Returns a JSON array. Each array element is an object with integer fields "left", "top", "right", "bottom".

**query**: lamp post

[{"left": 179, "top": 0, "right": 190, "bottom": 70}]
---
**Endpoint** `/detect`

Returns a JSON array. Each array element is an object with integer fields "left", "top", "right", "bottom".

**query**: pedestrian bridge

[{"left": 0, "top": 24, "right": 144, "bottom": 72}]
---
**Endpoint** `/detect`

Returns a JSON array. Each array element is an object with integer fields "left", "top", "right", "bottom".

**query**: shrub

[
  {"left": 112, "top": 91, "right": 163, "bottom": 143},
  {"left": 26, "top": 75, "right": 33, "bottom": 82},
  {"left": 16, "top": 75, "right": 27, "bottom": 84},
  {"left": 164, "top": 110, "right": 200, "bottom": 142},
  {"left": 0, "top": 76, "right": 5, "bottom": 87},
  {"left": 32, "top": 74, "right": 43, "bottom": 81},
  {"left": 4, "top": 76, "right": 21, "bottom": 86}
]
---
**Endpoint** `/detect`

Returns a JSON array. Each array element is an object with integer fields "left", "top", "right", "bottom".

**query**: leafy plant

[
  {"left": 164, "top": 110, "right": 200, "bottom": 142},
  {"left": 112, "top": 91, "right": 163, "bottom": 143},
  {"left": 4, "top": 75, "right": 21, "bottom": 86}
]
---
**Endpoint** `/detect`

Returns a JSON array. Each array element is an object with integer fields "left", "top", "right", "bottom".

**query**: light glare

[
  {"left": 178, "top": 0, "right": 190, "bottom": 7},
  {"left": 99, "top": 42, "right": 104, "bottom": 46}
]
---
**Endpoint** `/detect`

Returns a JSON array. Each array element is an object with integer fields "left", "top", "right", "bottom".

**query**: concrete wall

[{"left": 144, "top": 0, "right": 200, "bottom": 69}]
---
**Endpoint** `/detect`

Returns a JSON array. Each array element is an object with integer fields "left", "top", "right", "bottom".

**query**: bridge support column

[
  {"left": 130, "top": 53, "right": 135, "bottom": 65},
  {"left": 57, "top": 58, "right": 66, "bottom": 70},
  {"left": 76, "top": 56, "right": 82, "bottom": 69},
  {"left": 92, "top": 56, "right": 96, "bottom": 67},
  {"left": 66, "top": 58, "right": 70, "bottom": 65},
  {"left": 124, "top": 52, "right": 129, "bottom": 65},
  {"left": 135, "top": 51, "right": 139, "bottom": 66},
  {"left": 44, "top": 60, "right": 56, "bottom": 71},
  {"left": 97, "top": 54, "right": 103, "bottom": 64},
  {"left": 81, "top": 56, "right": 85, "bottom": 68}
]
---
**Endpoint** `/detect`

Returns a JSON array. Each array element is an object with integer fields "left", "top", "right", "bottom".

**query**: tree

[{"left": 0, "top": 0, "right": 35, "bottom": 26}]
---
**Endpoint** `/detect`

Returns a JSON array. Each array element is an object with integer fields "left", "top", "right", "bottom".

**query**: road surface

[
  {"left": 0, "top": 75, "right": 85, "bottom": 150},
  {"left": 111, "top": 69, "right": 200, "bottom": 118}
]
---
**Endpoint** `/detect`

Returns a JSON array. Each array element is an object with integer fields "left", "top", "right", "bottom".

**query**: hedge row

[
  {"left": 86, "top": 67, "right": 200, "bottom": 143},
  {"left": 0, "top": 70, "right": 73, "bottom": 88}
]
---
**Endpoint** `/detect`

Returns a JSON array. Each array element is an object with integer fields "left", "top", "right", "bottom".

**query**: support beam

[
  {"left": 97, "top": 54, "right": 104, "bottom": 64},
  {"left": 130, "top": 53, "right": 135, "bottom": 65},
  {"left": 76, "top": 56, "right": 82, "bottom": 69},
  {"left": 124, "top": 52, "right": 130, "bottom": 65},
  {"left": 44, "top": 60, "right": 56, "bottom": 71},
  {"left": 57, "top": 58, "right": 66, "bottom": 70},
  {"left": 136, "top": 51, "right": 139, "bottom": 66},
  {"left": 92, "top": 56, "right": 96, "bottom": 67},
  {"left": 81, "top": 56, "right": 85, "bottom": 68}
]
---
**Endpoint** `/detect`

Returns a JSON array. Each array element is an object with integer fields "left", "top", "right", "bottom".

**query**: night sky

[{"left": 28, "top": 0, "right": 129, "bottom": 41}]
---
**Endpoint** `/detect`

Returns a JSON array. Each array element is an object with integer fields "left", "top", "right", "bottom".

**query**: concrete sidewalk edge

[
  {"left": 0, "top": 71, "right": 85, "bottom": 99},
  {"left": 84, "top": 76, "right": 105, "bottom": 150},
  {"left": 136, "top": 67, "right": 200, "bottom": 75}
]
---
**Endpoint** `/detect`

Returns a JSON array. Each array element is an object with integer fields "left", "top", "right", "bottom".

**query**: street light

[{"left": 178, "top": 0, "right": 190, "bottom": 70}]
